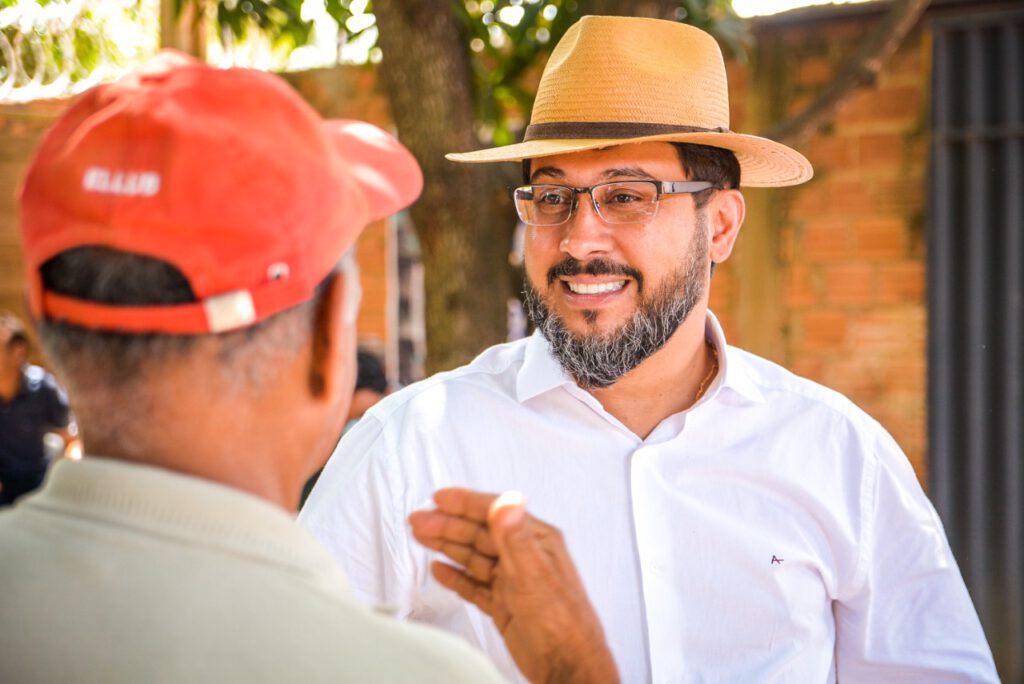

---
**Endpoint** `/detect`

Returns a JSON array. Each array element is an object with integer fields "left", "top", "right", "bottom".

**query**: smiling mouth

[{"left": 565, "top": 280, "right": 627, "bottom": 295}]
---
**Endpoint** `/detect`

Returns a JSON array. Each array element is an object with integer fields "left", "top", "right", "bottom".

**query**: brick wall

[
  {"left": 0, "top": 100, "right": 69, "bottom": 362},
  {"left": 711, "top": 12, "right": 930, "bottom": 481},
  {"left": 0, "top": 66, "right": 395, "bottom": 357}
]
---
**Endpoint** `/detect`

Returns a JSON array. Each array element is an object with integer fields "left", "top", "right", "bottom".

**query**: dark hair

[
  {"left": 36, "top": 246, "right": 325, "bottom": 387},
  {"left": 669, "top": 143, "right": 741, "bottom": 208},
  {"left": 0, "top": 310, "right": 29, "bottom": 349},
  {"left": 355, "top": 350, "right": 388, "bottom": 393},
  {"left": 521, "top": 142, "right": 740, "bottom": 209}
]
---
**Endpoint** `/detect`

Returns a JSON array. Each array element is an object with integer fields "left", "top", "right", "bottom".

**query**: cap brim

[
  {"left": 446, "top": 131, "right": 813, "bottom": 188},
  {"left": 325, "top": 120, "right": 423, "bottom": 222}
]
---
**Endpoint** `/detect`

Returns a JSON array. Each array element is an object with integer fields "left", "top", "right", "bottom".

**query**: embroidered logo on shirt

[{"left": 771, "top": 555, "right": 784, "bottom": 565}]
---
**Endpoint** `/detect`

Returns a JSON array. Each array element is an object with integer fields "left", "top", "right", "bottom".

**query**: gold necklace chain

[{"left": 693, "top": 339, "right": 719, "bottom": 404}]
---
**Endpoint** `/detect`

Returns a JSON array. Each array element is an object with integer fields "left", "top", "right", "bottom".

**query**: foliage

[
  {"left": 0, "top": 1, "right": 156, "bottom": 101},
  {"left": 188, "top": 0, "right": 747, "bottom": 143},
  {"left": 454, "top": 0, "right": 748, "bottom": 145},
  {"left": 179, "top": 0, "right": 375, "bottom": 60}
]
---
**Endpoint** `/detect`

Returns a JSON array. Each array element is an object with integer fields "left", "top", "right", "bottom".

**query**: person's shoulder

[
  {"left": 302, "top": 593, "right": 504, "bottom": 682},
  {"left": 358, "top": 611, "right": 505, "bottom": 682},
  {"left": 727, "top": 345, "right": 881, "bottom": 433},
  {"left": 21, "top": 365, "right": 63, "bottom": 394},
  {"left": 365, "top": 338, "right": 530, "bottom": 423}
]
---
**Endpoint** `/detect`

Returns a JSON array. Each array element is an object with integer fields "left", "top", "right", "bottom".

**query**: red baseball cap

[{"left": 19, "top": 50, "right": 422, "bottom": 334}]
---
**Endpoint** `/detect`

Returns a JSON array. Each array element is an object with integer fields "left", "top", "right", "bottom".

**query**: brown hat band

[{"left": 523, "top": 121, "right": 731, "bottom": 141}]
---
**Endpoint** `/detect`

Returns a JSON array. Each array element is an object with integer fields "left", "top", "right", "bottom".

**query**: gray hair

[{"left": 36, "top": 247, "right": 344, "bottom": 449}]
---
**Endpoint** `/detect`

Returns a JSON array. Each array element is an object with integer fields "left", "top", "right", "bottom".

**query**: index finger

[
  {"left": 432, "top": 487, "right": 501, "bottom": 523},
  {"left": 408, "top": 509, "right": 499, "bottom": 557}
]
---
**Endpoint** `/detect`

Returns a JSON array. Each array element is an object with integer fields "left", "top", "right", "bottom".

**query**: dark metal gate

[{"left": 928, "top": 6, "right": 1024, "bottom": 681}]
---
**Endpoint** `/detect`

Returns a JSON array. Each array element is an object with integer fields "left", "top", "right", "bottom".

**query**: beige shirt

[{"left": 0, "top": 457, "right": 504, "bottom": 683}]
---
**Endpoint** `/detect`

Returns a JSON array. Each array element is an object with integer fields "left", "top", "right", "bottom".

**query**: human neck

[
  {"left": 82, "top": 417, "right": 304, "bottom": 512},
  {"left": 72, "top": 368, "right": 315, "bottom": 513},
  {"left": 585, "top": 308, "right": 715, "bottom": 440}
]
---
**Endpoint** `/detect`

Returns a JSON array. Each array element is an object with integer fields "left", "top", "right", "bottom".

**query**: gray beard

[{"left": 523, "top": 224, "right": 709, "bottom": 390}]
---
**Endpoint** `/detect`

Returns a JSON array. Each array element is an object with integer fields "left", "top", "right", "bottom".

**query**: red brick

[
  {"left": 824, "top": 264, "right": 875, "bottom": 306},
  {"left": 824, "top": 355, "right": 887, "bottom": 397},
  {"left": 708, "top": 267, "right": 732, "bottom": 312},
  {"left": 789, "top": 187, "right": 828, "bottom": 220},
  {"left": 789, "top": 356, "right": 827, "bottom": 383},
  {"left": 785, "top": 265, "right": 818, "bottom": 307},
  {"left": 867, "top": 85, "right": 923, "bottom": 123},
  {"left": 847, "top": 309, "right": 925, "bottom": 354},
  {"left": 877, "top": 261, "right": 925, "bottom": 305},
  {"left": 881, "top": 356, "right": 927, "bottom": 395},
  {"left": 873, "top": 177, "right": 926, "bottom": 213},
  {"left": 807, "top": 135, "right": 857, "bottom": 171},
  {"left": 779, "top": 224, "right": 797, "bottom": 262},
  {"left": 801, "top": 219, "right": 854, "bottom": 261},
  {"left": 835, "top": 89, "right": 876, "bottom": 126},
  {"left": 854, "top": 217, "right": 907, "bottom": 258},
  {"left": 355, "top": 219, "right": 391, "bottom": 342},
  {"left": 882, "top": 38, "right": 925, "bottom": 79},
  {"left": 857, "top": 132, "right": 907, "bottom": 167},
  {"left": 798, "top": 57, "right": 833, "bottom": 87},
  {"left": 824, "top": 179, "right": 877, "bottom": 216},
  {"left": 801, "top": 310, "right": 848, "bottom": 352}
]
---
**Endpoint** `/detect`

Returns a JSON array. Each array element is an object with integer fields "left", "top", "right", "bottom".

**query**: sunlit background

[
  {"left": 732, "top": 0, "right": 876, "bottom": 18},
  {"left": 0, "top": 0, "right": 884, "bottom": 103}
]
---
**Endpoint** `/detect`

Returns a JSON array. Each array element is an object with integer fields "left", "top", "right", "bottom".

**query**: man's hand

[{"left": 409, "top": 488, "right": 619, "bottom": 684}]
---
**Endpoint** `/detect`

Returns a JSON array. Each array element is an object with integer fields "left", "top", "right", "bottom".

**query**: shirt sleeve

[
  {"left": 833, "top": 426, "right": 998, "bottom": 682},
  {"left": 297, "top": 415, "right": 415, "bottom": 616}
]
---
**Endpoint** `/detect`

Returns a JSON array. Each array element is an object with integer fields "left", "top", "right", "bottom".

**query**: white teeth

[{"left": 567, "top": 281, "right": 626, "bottom": 294}]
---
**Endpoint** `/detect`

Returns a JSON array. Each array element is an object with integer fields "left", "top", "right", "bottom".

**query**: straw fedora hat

[{"left": 447, "top": 15, "right": 813, "bottom": 187}]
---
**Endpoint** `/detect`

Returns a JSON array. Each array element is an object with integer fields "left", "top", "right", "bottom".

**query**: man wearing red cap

[
  {"left": 301, "top": 15, "right": 997, "bottom": 684},
  {"left": 0, "top": 52, "right": 616, "bottom": 683}
]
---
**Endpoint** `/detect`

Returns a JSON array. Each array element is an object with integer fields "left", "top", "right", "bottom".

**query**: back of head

[{"left": 17, "top": 51, "right": 422, "bottom": 470}]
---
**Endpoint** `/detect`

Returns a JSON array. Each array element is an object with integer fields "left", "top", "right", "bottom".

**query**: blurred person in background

[
  {"left": 348, "top": 349, "right": 392, "bottom": 426},
  {"left": 300, "top": 348, "right": 391, "bottom": 506},
  {"left": 0, "top": 310, "right": 76, "bottom": 506}
]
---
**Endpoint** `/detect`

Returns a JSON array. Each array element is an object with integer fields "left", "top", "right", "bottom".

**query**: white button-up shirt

[{"left": 300, "top": 314, "right": 997, "bottom": 683}]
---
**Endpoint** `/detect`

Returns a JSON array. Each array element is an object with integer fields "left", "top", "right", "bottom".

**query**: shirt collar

[
  {"left": 26, "top": 457, "right": 350, "bottom": 590},
  {"left": 515, "top": 310, "right": 766, "bottom": 406},
  {"left": 703, "top": 310, "right": 766, "bottom": 406},
  {"left": 516, "top": 329, "right": 575, "bottom": 402}
]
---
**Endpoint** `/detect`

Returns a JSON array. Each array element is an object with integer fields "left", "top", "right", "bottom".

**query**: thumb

[{"left": 489, "top": 491, "right": 541, "bottom": 579}]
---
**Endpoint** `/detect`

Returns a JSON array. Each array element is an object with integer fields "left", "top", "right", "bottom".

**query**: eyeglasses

[{"left": 512, "top": 180, "right": 717, "bottom": 226}]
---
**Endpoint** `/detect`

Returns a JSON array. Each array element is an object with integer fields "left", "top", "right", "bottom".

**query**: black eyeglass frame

[{"left": 511, "top": 180, "right": 718, "bottom": 226}]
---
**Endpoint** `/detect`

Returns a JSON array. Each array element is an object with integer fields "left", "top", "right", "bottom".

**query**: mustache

[{"left": 546, "top": 258, "right": 644, "bottom": 290}]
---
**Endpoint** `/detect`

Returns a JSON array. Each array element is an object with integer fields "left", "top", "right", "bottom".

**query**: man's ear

[
  {"left": 309, "top": 273, "right": 351, "bottom": 400},
  {"left": 708, "top": 189, "right": 745, "bottom": 264}
]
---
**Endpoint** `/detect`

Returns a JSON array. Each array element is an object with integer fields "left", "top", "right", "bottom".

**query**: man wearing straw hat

[{"left": 302, "top": 15, "right": 997, "bottom": 683}]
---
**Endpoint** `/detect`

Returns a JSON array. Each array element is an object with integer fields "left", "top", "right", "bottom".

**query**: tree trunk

[{"left": 374, "top": 0, "right": 515, "bottom": 374}]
